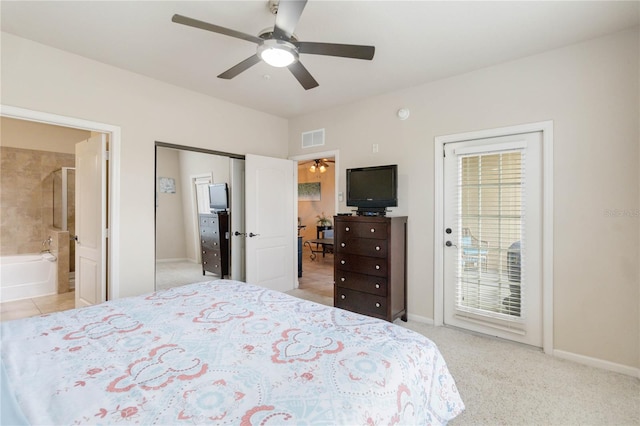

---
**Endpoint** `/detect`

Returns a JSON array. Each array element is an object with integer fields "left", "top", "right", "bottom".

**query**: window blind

[{"left": 454, "top": 149, "right": 526, "bottom": 330}]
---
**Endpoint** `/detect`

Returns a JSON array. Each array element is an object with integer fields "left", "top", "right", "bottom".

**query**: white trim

[
  {"left": 434, "top": 120, "right": 554, "bottom": 354},
  {"left": 553, "top": 349, "right": 640, "bottom": 378},
  {"left": 289, "top": 149, "right": 340, "bottom": 216},
  {"left": 405, "top": 313, "right": 435, "bottom": 325},
  {"left": 289, "top": 150, "right": 339, "bottom": 288},
  {"left": 454, "top": 140, "right": 528, "bottom": 155},
  {"left": 1, "top": 104, "right": 122, "bottom": 300},
  {"left": 155, "top": 258, "right": 191, "bottom": 263}
]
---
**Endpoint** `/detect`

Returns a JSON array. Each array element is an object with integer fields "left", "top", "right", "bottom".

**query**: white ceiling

[{"left": 2, "top": 1, "right": 638, "bottom": 118}]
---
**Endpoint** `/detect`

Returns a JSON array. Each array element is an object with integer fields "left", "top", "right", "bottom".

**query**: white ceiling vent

[{"left": 301, "top": 128, "right": 325, "bottom": 148}]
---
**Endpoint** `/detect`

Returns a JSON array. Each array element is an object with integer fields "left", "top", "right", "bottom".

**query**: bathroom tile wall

[{"left": 0, "top": 146, "right": 75, "bottom": 256}]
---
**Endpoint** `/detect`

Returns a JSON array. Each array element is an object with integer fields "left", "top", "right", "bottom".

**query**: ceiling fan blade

[
  {"left": 273, "top": 0, "right": 307, "bottom": 39},
  {"left": 296, "top": 42, "right": 375, "bottom": 60},
  {"left": 218, "top": 55, "right": 262, "bottom": 79},
  {"left": 287, "top": 61, "right": 319, "bottom": 90},
  {"left": 172, "top": 14, "right": 262, "bottom": 44}
]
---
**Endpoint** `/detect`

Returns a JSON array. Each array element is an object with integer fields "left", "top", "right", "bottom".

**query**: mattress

[{"left": 1, "top": 280, "right": 464, "bottom": 424}]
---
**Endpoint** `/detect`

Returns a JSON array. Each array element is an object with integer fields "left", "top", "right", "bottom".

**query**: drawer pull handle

[
  {"left": 202, "top": 250, "right": 205, "bottom": 254},
  {"left": 341, "top": 277, "right": 345, "bottom": 282},
  {"left": 201, "top": 240, "right": 205, "bottom": 244},
  {"left": 375, "top": 283, "right": 380, "bottom": 289},
  {"left": 375, "top": 265, "right": 380, "bottom": 270},
  {"left": 345, "top": 227, "right": 350, "bottom": 231},
  {"left": 341, "top": 243, "right": 346, "bottom": 248},
  {"left": 375, "top": 302, "right": 381, "bottom": 308},
  {"left": 341, "top": 294, "right": 346, "bottom": 300},
  {"left": 203, "top": 261, "right": 207, "bottom": 264},
  {"left": 341, "top": 260, "right": 346, "bottom": 265},
  {"left": 370, "top": 228, "right": 375, "bottom": 233},
  {"left": 375, "top": 246, "right": 380, "bottom": 251}
]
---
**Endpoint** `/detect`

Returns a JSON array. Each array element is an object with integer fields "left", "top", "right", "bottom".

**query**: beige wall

[
  {"left": 155, "top": 148, "right": 187, "bottom": 261},
  {"left": 1, "top": 32, "right": 288, "bottom": 298},
  {"left": 0, "top": 117, "right": 90, "bottom": 153},
  {"left": 289, "top": 28, "right": 640, "bottom": 369}
]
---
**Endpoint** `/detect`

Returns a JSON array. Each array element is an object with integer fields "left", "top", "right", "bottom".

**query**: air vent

[{"left": 301, "top": 128, "right": 325, "bottom": 148}]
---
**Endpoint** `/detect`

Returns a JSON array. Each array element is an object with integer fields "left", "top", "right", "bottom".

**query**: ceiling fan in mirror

[{"left": 171, "top": 0, "right": 375, "bottom": 90}]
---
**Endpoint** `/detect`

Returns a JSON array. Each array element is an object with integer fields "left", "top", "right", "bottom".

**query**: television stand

[{"left": 356, "top": 207, "right": 388, "bottom": 217}]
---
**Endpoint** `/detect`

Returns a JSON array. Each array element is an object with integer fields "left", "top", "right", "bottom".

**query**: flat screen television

[
  {"left": 209, "top": 183, "right": 229, "bottom": 212},
  {"left": 346, "top": 164, "right": 398, "bottom": 216}
]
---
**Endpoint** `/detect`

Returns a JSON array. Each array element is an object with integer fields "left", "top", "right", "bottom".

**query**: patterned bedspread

[{"left": 1, "top": 280, "right": 464, "bottom": 425}]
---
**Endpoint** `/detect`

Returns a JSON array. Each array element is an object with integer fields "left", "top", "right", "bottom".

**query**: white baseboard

[
  {"left": 406, "top": 313, "right": 435, "bottom": 325},
  {"left": 553, "top": 349, "right": 640, "bottom": 378},
  {"left": 155, "top": 258, "right": 190, "bottom": 263}
]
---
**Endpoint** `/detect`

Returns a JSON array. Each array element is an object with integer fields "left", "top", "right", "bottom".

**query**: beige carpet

[
  {"left": 289, "top": 286, "right": 639, "bottom": 425},
  {"left": 403, "top": 322, "right": 639, "bottom": 425}
]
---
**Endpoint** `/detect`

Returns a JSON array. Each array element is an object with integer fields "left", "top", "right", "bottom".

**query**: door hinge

[
  {"left": 103, "top": 150, "right": 110, "bottom": 161},
  {"left": 103, "top": 228, "right": 110, "bottom": 239}
]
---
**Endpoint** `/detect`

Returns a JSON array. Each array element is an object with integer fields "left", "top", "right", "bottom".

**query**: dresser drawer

[
  {"left": 335, "top": 253, "right": 387, "bottom": 277},
  {"left": 335, "top": 221, "right": 388, "bottom": 240},
  {"left": 335, "top": 287, "right": 387, "bottom": 319},
  {"left": 335, "top": 238, "right": 387, "bottom": 258},
  {"left": 200, "top": 238, "right": 220, "bottom": 250},
  {"left": 199, "top": 216, "right": 219, "bottom": 227},
  {"left": 334, "top": 270, "right": 387, "bottom": 296},
  {"left": 200, "top": 227, "right": 220, "bottom": 239},
  {"left": 202, "top": 251, "right": 221, "bottom": 269}
]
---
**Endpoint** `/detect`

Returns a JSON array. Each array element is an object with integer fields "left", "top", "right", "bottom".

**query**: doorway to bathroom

[{"left": 0, "top": 105, "right": 120, "bottom": 305}]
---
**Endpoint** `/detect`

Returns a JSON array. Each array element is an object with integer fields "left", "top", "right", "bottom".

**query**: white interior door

[
  {"left": 245, "top": 154, "right": 295, "bottom": 292},
  {"left": 75, "top": 134, "right": 107, "bottom": 308},
  {"left": 443, "top": 132, "right": 542, "bottom": 347}
]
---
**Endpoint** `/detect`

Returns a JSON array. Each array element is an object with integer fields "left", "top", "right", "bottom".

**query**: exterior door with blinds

[{"left": 443, "top": 132, "right": 542, "bottom": 347}]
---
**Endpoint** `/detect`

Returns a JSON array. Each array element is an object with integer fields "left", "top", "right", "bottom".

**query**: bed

[{"left": 1, "top": 280, "right": 464, "bottom": 425}]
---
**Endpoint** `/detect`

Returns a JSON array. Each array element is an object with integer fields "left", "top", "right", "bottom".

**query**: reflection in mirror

[{"left": 155, "top": 144, "right": 245, "bottom": 290}]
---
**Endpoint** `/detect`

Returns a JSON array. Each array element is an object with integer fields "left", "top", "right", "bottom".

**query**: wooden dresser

[
  {"left": 333, "top": 215, "right": 407, "bottom": 322},
  {"left": 199, "top": 212, "right": 229, "bottom": 278}
]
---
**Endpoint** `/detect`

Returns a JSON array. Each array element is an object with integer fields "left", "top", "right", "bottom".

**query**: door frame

[
  {"left": 289, "top": 150, "right": 339, "bottom": 287},
  {"left": 1, "top": 104, "right": 122, "bottom": 299},
  {"left": 434, "top": 121, "right": 554, "bottom": 354}
]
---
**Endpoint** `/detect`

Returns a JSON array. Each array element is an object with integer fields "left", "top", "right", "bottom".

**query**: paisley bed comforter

[{"left": 1, "top": 280, "right": 464, "bottom": 425}]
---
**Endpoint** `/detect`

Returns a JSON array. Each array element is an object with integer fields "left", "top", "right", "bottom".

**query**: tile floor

[
  {"left": 1, "top": 251, "right": 335, "bottom": 322},
  {"left": 1, "top": 291, "right": 75, "bottom": 322}
]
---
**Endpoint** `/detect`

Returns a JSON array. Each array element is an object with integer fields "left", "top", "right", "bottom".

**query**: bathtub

[{"left": 0, "top": 253, "right": 57, "bottom": 302}]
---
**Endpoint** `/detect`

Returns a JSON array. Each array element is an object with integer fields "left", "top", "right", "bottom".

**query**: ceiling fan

[
  {"left": 171, "top": 0, "right": 375, "bottom": 90},
  {"left": 305, "top": 158, "right": 334, "bottom": 173}
]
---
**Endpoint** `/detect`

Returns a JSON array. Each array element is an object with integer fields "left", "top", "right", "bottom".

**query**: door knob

[
  {"left": 446, "top": 228, "right": 452, "bottom": 234},
  {"left": 233, "top": 231, "right": 245, "bottom": 237},
  {"left": 248, "top": 232, "right": 260, "bottom": 238}
]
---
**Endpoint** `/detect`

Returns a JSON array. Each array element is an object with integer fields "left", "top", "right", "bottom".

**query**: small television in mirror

[
  {"left": 346, "top": 164, "right": 398, "bottom": 216},
  {"left": 209, "top": 183, "right": 229, "bottom": 212}
]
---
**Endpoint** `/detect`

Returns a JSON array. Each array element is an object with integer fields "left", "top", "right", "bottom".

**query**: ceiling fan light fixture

[
  {"left": 258, "top": 39, "right": 298, "bottom": 67},
  {"left": 309, "top": 159, "right": 329, "bottom": 173}
]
